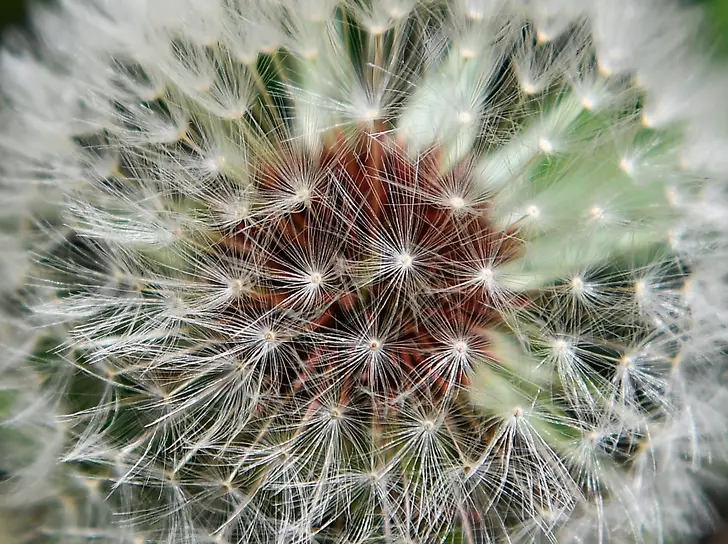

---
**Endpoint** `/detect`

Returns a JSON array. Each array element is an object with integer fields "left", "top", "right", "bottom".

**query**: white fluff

[{"left": 1, "top": 1, "right": 727, "bottom": 543}]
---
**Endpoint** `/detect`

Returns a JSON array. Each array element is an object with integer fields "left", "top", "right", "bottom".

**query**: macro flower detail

[{"left": 1, "top": 0, "right": 728, "bottom": 543}]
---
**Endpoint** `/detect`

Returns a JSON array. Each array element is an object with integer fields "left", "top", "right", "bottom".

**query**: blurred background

[
  {"left": 0, "top": 0, "right": 727, "bottom": 542},
  {"left": 4, "top": 0, "right": 728, "bottom": 53},
  {"left": 0, "top": 0, "right": 35, "bottom": 34}
]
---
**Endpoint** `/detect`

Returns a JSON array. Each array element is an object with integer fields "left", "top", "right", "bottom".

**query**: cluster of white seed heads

[{"left": 1, "top": 0, "right": 728, "bottom": 543}]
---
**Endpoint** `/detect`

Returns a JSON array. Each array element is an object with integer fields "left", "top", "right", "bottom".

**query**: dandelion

[{"left": 1, "top": 0, "right": 728, "bottom": 542}]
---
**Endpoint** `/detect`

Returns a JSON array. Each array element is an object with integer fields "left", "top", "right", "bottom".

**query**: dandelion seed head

[{"left": 2, "top": 0, "right": 728, "bottom": 543}]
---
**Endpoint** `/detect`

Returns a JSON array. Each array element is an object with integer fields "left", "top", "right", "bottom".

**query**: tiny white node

[
  {"left": 167, "top": 296, "right": 187, "bottom": 317},
  {"left": 538, "top": 137, "right": 554, "bottom": 154},
  {"left": 526, "top": 205, "right": 540, "bottom": 218},
  {"left": 641, "top": 111, "right": 655, "bottom": 128},
  {"left": 460, "top": 47, "right": 477, "bottom": 59},
  {"left": 368, "top": 24, "right": 388, "bottom": 36},
  {"left": 169, "top": 126, "right": 187, "bottom": 143},
  {"left": 148, "top": 87, "right": 166, "bottom": 101},
  {"left": 422, "top": 419, "right": 435, "bottom": 431},
  {"left": 512, "top": 406, "right": 523, "bottom": 418},
  {"left": 596, "top": 57, "right": 614, "bottom": 77},
  {"left": 581, "top": 95, "right": 596, "bottom": 111},
  {"left": 590, "top": 206, "right": 605, "bottom": 220},
  {"left": 449, "top": 195, "right": 467, "bottom": 209},
  {"left": 224, "top": 107, "right": 246, "bottom": 120},
  {"left": 535, "top": 29, "right": 551, "bottom": 44},
  {"left": 208, "top": 155, "right": 226, "bottom": 173},
  {"left": 368, "top": 339, "right": 382, "bottom": 352},
  {"left": 453, "top": 340, "right": 468, "bottom": 355},
  {"left": 478, "top": 267, "right": 494, "bottom": 284},
  {"left": 619, "top": 157, "right": 635, "bottom": 175},
  {"left": 301, "top": 48, "right": 318, "bottom": 61},
  {"left": 634, "top": 279, "right": 646, "bottom": 301},
  {"left": 220, "top": 477, "right": 234, "bottom": 493},
  {"left": 309, "top": 272, "right": 323, "bottom": 285},
  {"left": 363, "top": 107, "right": 380, "bottom": 121},
  {"left": 619, "top": 354, "right": 634, "bottom": 369},
  {"left": 397, "top": 252, "right": 414, "bottom": 269},
  {"left": 240, "top": 53, "right": 258, "bottom": 65},
  {"left": 551, "top": 338, "right": 569, "bottom": 356},
  {"left": 586, "top": 430, "right": 601, "bottom": 443},
  {"left": 294, "top": 184, "right": 312, "bottom": 204},
  {"left": 570, "top": 275, "right": 585, "bottom": 294},
  {"left": 467, "top": 9, "right": 484, "bottom": 21},
  {"left": 522, "top": 81, "right": 539, "bottom": 95},
  {"left": 263, "top": 330, "right": 276, "bottom": 343},
  {"left": 457, "top": 111, "right": 474, "bottom": 125},
  {"left": 231, "top": 278, "right": 247, "bottom": 294},
  {"left": 223, "top": 201, "right": 250, "bottom": 223},
  {"left": 306, "top": 13, "right": 327, "bottom": 23}
]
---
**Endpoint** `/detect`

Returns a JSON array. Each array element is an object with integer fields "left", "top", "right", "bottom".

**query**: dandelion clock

[{"left": 1, "top": 0, "right": 728, "bottom": 542}]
